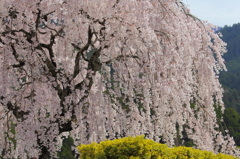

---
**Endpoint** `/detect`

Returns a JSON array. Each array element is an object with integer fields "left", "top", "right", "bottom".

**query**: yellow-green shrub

[{"left": 77, "top": 135, "right": 238, "bottom": 159}]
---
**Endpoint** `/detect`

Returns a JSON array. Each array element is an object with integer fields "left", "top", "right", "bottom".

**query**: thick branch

[{"left": 72, "top": 26, "right": 98, "bottom": 79}]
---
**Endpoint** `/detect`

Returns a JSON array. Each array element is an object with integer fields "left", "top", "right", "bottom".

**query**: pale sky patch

[{"left": 182, "top": 0, "right": 240, "bottom": 27}]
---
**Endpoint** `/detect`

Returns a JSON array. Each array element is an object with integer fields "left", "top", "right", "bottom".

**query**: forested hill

[
  {"left": 218, "top": 23, "right": 240, "bottom": 112},
  {"left": 218, "top": 23, "right": 240, "bottom": 146}
]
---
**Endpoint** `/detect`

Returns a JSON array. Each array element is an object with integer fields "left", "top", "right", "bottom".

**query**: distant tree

[{"left": 0, "top": 0, "right": 236, "bottom": 158}]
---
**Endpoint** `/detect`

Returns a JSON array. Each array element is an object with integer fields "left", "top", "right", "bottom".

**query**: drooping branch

[
  {"left": 79, "top": 9, "right": 106, "bottom": 25},
  {"left": 39, "top": 35, "right": 57, "bottom": 67},
  {"left": 0, "top": 96, "right": 29, "bottom": 120},
  {"left": 105, "top": 55, "right": 140, "bottom": 65},
  {"left": 10, "top": 44, "right": 25, "bottom": 68}
]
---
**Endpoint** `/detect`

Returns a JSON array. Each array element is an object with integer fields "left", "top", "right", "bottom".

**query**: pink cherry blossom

[{"left": 0, "top": 0, "right": 238, "bottom": 158}]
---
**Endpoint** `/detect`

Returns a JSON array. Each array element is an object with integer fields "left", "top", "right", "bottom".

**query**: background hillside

[
  {"left": 218, "top": 23, "right": 240, "bottom": 146},
  {"left": 219, "top": 23, "right": 240, "bottom": 112}
]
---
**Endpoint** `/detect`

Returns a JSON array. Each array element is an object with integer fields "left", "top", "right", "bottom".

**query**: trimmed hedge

[{"left": 77, "top": 135, "right": 238, "bottom": 159}]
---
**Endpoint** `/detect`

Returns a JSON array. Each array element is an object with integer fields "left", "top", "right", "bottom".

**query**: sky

[{"left": 182, "top": 0, "right": 240, "bottom": 27}]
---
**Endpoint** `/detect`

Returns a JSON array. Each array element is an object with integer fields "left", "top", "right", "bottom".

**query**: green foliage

[
  {"left": 220, "top": 23, "right": 240, "bottom": 62},
  {"left": 77, "top": 136, "right": 238, "bottom": 159},
  {"left": 218, "top": 23, "right": 240, "bottom": 113},
  {"left": 8, "top": 122, "right": 17, "bottom": 150},
  {"left": 58, "top": 136, "right": 77, "bottom": 159},
  {"left": 190, "top": 102, "right": 200, "bottom": 119},
  {"left": 175, "top": 123, "right": 195, "bottom": 147},
  {"left": 213, "top": 103, "right": 227, "bottom": 135},
  {"left": 212, "top": 103, "right": 240, "bottom": 146},
  {"left": 217, "top": 23, "right": 240, "bottom": 146},
  {"left": 223, "top": 108, "right": 240, "bottom": 146},
  {"left": 221, "top": 86, "right": 240, "bottom": 113}
]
